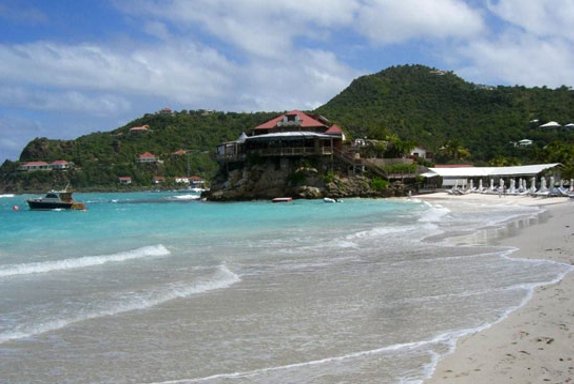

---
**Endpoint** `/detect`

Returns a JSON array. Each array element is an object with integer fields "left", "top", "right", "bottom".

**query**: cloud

[
  {"left": 355, "top": 0, "right": 485, "bottom": 44},
  {"left": 487, "top": 0, "right": 574, "bottom": 42},
  {"left": 452, "top": 1, "right": 574, "bottom": 88},
  {"left": 231, "top": 49, "right": 358, "bottom": 111},
  {"left": 116, "top": 0, "right": 360, "bottom": 59},
  {"left": 457, "top": 31, "right": 574, "bottom": 88},
  {"left": 0, "top": 40, "right": 237, "bottom": 109}
]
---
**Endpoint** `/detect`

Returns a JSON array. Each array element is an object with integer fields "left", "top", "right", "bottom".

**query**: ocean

[{"left": 0, "top": 192, "right": 571, "bottom": 384}]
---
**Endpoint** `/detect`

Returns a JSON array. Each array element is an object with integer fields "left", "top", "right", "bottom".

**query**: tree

[{"left": 437, "top": 139, "right": 471, "bottom": 162}]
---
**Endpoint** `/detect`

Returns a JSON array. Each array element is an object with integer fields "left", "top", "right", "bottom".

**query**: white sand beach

[{"left": 421, "top": 192, "right": 574, "bottom": 383}]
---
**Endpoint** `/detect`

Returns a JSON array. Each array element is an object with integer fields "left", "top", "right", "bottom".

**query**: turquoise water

[{"left": 0, "top": 192, "right": 571, "bottom": 383}]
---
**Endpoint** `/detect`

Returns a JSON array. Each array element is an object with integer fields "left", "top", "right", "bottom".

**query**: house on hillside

[
  {"left": 216, "top": 110, "right": 345, "bottom": 162},
  {"left": 118, "top": 176, "right": 132, "bottom": 185},
  {"left": 18, "top": 161, "right": 50, "bottom": 172},
  {"left": 517, "top": 139, "right": 533, "bottom": 147},
  {"left": 172, "top": 149, "right": 188, "bottom": 156},
  {"left": 49, "top": 160, "right": 73, "bottom": 170},
  {"left": 410, "top": 146, "right": 432, "bottom": 160},
  {"left": 129, "top": 125, "right": 150, "bottom": 133},
  {"left": 138, "top": 152, "right": 160, "bottom": 164}
]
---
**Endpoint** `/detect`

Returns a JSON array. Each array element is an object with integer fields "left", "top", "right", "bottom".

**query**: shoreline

[{"left": 419, "top": 192, "right": 574, "bottom": 383}]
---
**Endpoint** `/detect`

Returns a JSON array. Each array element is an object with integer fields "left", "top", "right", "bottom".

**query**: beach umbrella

[{"left": 539, "top": 176, "right": 547, "bottom": 192}]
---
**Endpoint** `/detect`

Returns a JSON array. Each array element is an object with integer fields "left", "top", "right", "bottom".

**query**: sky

[{"left": 1, "top": 0, "right": 573, "bottom": 162}]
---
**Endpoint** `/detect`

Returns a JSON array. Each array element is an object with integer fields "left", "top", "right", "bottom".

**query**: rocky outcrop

[{"left": 206, "top": 157, "right": 403, "bottom": 201}]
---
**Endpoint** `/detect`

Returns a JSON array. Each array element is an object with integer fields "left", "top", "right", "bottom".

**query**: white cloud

[
  {"left": 457, "top": 31, "right": 574, "bottom": 88},
  {"left": 0, "top": 41, "right": 237, "bottom": 108},
  {"left": 116, "top": 0, "right": 360, "bottom": 59},
  {"left": 231, "top": 49, "right": 358, "bottom": 111},
  {"left": 487, "top": 0, "right": 574, "bottom": 42},
  {"left": 355, "top": 0, "right": 485, "bottom": 44},
  {"left": 452, "top": 1, "right": 574, "bottom": 88}
]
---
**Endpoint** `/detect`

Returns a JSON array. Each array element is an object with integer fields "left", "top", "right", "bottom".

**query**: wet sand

[{"left": 421, "top": 193, "right": 574, "bottom": 383}]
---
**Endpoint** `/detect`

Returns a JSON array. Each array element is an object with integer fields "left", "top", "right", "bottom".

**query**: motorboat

[
  {"left": 271, "top": 197, "right": 293, "bottom": 203},
  {"left": 27, "top": 189, "right": 86, "bottom": 210}
]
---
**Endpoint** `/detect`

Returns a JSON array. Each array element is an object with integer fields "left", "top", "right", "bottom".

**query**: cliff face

[{"left": 206, "top": 157, "right": 400, "bottom": 201}]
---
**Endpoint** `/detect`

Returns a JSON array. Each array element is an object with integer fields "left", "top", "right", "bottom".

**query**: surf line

[
  {"left": 0, "top": 265, "right": 240, "bottom": 344},
  {"left": 141, "top": 335, "right": 449, "bottom": 384},
  {"left": 0, "top": 244, "right": 170, "bottom": 278}
]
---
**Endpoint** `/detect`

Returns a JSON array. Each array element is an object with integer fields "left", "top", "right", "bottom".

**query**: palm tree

[{"left": 439, "top": 139, "right": 471, "bottom": 161}]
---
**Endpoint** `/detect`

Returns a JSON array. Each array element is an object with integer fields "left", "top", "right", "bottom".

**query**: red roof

[
  {"left": 118, "top": 176, "right": 132, "bottom": 180},
  {"left": 325, "top": 124, "right": 343, "bottom": 135},
  {"left": 50, "top": 160, "right": 69, "bottom": 165},
  {"left": 139, "top": 152, "right": 156, "bottom": 159},
  {"left": 172, "top": 149, "right": 187, "bottom": 156},
  {"left": 21, "top": 161, "right": 49, "bottom": 166},
  {"left": 255, "top": 110, "right": 328, "bottom": 130}
]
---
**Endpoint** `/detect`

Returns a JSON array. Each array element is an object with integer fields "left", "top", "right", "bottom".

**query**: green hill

[
  {"left": 2, "top": 64, "right": 574, "bottom": 193},
  {"left": 316, "top": 64, "right": 574, "bottom": 161}
]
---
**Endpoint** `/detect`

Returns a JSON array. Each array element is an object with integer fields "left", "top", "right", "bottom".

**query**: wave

[
  {"left": 0, "top": 244, "right": 170, "bottom": 278},
  {"left": 345, "top": 225, "right": 415, "bottom": 241},
  {"left": 418, "top": 203, "right": 450, "bottom": 223},
  {"left": 168, "top": 194, "right": 201, "bottom": 201},
  {"left": 142, "top": 265, "right": 569, "bottom": 384},
  {"left": 0, "top": 264, "right": 240, "bottom": 344},
  {"left": 0, "top": 194, "right": 15, "bottom": 198}
]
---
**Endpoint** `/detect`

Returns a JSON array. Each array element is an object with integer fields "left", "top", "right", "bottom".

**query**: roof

[
  {"left": 539, "top": 121, "right": 561, "bottom": 128},
  {"left": 324, "top": 124, "right": 343, "bottom": 135},
  {"left": 255, "top": 110, "right": 328, "bottom": 130},
  {"left": 427, "top": 163, "right": 561, "bottom": 178},
  {"left": 50, "top": 160, "right": 69, "bottom": 165},
  {"left": 130, "top": 125, "right": 149, "bottom": 131},
  {"left": 245, "top": 131, "right": 338, "bottom": 141},
  {"left": 139, "top": 152, "right": 156, "bottom": 158},
  {"left": 21, "top": 161, "right": 49, "bottom": 166}
]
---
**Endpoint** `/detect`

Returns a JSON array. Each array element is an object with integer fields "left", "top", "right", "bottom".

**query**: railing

[
  {"left": 216, "top": 146, "right": 333, "bottom": 162},
  {"left": 333, "top": 148, "right": 388, "bottom": 178},
  {"left": 249, "top": 147, "right": 333, "bottom": 157}
]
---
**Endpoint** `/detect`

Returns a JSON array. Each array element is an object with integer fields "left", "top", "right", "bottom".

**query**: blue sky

[{"left": 1, "top": 0, "right": 573, "bottom": 162}]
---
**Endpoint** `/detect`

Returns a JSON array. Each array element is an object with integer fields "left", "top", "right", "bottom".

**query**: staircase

[{"left": 333, "top": 149, "right": 388, "bottom": 178}]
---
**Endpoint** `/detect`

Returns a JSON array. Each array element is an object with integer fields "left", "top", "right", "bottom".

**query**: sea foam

[
  {"left": 0, "top": 264, "right": 240, "bottom": 344},
  {"left": 0, "top": 244, "right": 170, "bottom": 277}
]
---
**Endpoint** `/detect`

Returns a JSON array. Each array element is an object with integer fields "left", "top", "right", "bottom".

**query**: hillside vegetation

[
  {"left": 316, "top": 65, "right": 574, "bottom": 162},
  {"left": 2, "top": 64, "right": 574, "bottom": 193}
]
